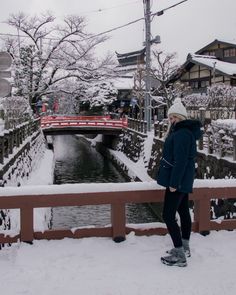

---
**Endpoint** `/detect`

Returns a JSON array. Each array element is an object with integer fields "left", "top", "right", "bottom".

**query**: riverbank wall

[{"left": 0, "top": 129, "right": 47, "bottom": 187}]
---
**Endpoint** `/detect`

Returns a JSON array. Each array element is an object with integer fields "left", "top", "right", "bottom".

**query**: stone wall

[
  {"left": 83, "top": 129, "right": 236, "bottom": 181},
  {"left": 0, "top": 129, "right": 49, "bottom": 239},
  {"left": 115, "top": 129, "right": 147, "bottom": 163},
  {"left": 147, "top": 137, "right": 236, "bottom": 180},
  {"left": 0, "top": 130, "right": 47, "bottom": 187}
]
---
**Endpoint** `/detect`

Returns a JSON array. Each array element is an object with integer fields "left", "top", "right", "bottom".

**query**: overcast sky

[{"left": 0, "top": 0, "right": 236, "bottom": 64}]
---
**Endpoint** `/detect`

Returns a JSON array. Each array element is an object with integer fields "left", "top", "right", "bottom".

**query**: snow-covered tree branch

[
  {"left": 150, "top": 49, "right": 189, "bottom": 109},
  {"left": 4, "top": 12, "right": 116, "bottom": 112}
]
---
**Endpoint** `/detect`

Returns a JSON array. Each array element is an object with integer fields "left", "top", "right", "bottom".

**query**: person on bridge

[{"left": 156, "top": 97, "right": 202, "bottom": 267}]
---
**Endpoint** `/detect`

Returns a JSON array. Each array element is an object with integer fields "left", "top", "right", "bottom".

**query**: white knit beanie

[{"left": 167, "top": 97, "right": 187, "bottom": 118}]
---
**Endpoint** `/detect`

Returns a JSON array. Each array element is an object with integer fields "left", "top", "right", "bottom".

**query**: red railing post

[
  {"left": 20, "top": 207, "right": 34, "bottom": 243},
  {"left": 111, "top": 203, "right": 126, "bottom": 242},
  {"left": 193, "top": 198, "right": 211, "bottom": 233}
]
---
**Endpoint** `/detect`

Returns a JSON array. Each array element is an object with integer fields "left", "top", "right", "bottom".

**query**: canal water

[{"left": 52, "top": 135, "right": 157, "bottom": 229}]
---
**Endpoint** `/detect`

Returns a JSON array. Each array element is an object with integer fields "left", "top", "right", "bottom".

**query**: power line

[
  {"left": 0, "top": 0, "right": 189, "bottom": 43},
  {"left": 152, "top": 0, "right": 188, "bottom": 17},
  {"left": 82, "top": 0, "right": 189, "bottom": 41}
]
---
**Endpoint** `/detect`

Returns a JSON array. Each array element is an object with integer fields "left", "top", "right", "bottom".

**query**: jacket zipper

[{"left": 162, "top": 157, "right": 174, "bottom": 167}]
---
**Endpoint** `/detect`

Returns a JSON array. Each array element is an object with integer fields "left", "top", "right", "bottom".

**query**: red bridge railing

[
  {"left": 0, "top": 181, "right": 236, "bottom": 244},
  {"left": 40, "top": 115, "right": 128, "bottom": 129}
]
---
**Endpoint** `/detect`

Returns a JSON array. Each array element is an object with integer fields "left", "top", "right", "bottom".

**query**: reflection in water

[{"left": 52, "top": 135, "right": 157, "bottom": 228}]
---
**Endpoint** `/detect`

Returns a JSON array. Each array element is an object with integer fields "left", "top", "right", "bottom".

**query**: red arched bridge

[{"left": 41, "top": 115, "right": 128, "bottom": 135}]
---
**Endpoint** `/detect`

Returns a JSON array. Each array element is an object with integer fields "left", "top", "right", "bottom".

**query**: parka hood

[{"left": 173, "top": 119, "right": 203, "bottom": 140}]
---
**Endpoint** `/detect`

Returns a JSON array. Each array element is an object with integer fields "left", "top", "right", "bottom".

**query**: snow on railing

[
  {"left": 153, "top": 120, "right": 236, "bottom": 161},
  {"left": 0, "top": 181, "right": 236, "bottom": 245},
  {"left": 0, "top": 119, "right": 41, "bottom": 165}
]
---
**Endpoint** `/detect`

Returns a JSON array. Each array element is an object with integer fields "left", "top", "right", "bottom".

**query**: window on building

[
  {"left": 203, "top": 51, "right": 215, "bottom": 56},
  {"left": 189, "top": 81, "right": 199, "bottom": 89},
  {"left": 231, "top": 78, "right": 236, "bottom": 86},
  {"left": 230, "top": 48, "right": 236, "bottom": 56},
  {"left": 200, "top": 80, "right": 210, "bottom": 88},
  {"left": 224, "top": 48, "right": 236, "bottom": 57}
]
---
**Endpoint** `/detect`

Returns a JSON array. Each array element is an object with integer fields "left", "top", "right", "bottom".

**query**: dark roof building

[
  {"left": 168, "top": 39, "right": 236, "bottom": 93},
  {"left": 116, "top": 48, "right": 145, "bottom": 67}
]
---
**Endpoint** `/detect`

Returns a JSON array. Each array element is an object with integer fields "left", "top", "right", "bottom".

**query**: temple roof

[{"left": 115, "top": 48, "right": 146, "bottom": 59}]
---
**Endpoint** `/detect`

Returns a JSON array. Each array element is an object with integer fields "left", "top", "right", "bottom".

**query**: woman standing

[{"left": 157, "top": 98, "right": 202, "bottom": 267}]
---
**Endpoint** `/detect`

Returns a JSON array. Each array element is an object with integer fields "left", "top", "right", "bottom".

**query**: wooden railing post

[
  {"left": 207, "top": 129, "right": 213, "bottom": 154},
  {"left": 8, "top": 130, "right": 13, "bottom": 155},
  {"left": 4, "top": 132, "right": 9, "bottom": 159},
  {"left": 15, "top": 127, "right": 20, "bottom": 148},
  {"left": 111, "top": 203, "right": 126, "bottom": 242},
  {"left": 194, "top": 198, "right": 211, "bottom": 233},
  {"left": 143, "top": 121, "right": 147, "bottom": 134},
  {"left": 219, "top": 130, "right": 225, "bottom": 158},
  {"left": 154, "top": 122, "right": 159, "bottom": 137},
  {"left": 141, "top": 120, "right": 144, "bottom": 133},
  {"left": 233, "top": 134, "right": 236, "bottom": 161},
  {"left": 22, "top": 125, "right": 26, "bottom": 141},
  {"left": 0, "top": 134, "right": 4, "bottom": 164},
  {"left": 19, "top": 127, "right": 23, "bottom": 145},
  {"left": 20, "top": 207, "right": 34, "bottom": 243},
  {"left": 159, "top": 123, "right": 163, "bottom": 138}
]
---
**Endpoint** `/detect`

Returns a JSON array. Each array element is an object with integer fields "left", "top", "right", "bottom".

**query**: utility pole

[
  {"left": 144, "top": 0, "right": 152, "bottom": 131},
  {"left": 143, "top": 0, "right": 188, "bottom": 131}
]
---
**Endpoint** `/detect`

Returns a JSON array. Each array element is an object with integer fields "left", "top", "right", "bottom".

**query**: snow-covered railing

[
  {"left": 154, "top": 119, "right": 236, "bottom": 161},
  {"left": 127, "top": 118, "right": 147, "bottom": 134},
  {"left": 0, "top": 180, "right": 236, "bottom": 245},
  {"left": 153, "top": 121, "right": 168, "bottom": 138},
  {"left": 0, "top": 119, "right": 40, "bottom": 164},
  {"left": 188, "top": 107, "right": 236, "bottom": 122}
]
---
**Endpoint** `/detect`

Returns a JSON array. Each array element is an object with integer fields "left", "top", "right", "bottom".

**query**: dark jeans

[{"left": 162, "top": 188, "right": 192, "bottom": 248}]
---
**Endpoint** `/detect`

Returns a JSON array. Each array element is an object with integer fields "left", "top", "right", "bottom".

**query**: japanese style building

[
  {"left": 116, "top": 48, "right": 145, "bottom": 73},
  {"left": 168, "top": 39, "right": 236, "bottom": 92},
  {"left": 112, "top": 48, "right": 146, "bottom": 116}
]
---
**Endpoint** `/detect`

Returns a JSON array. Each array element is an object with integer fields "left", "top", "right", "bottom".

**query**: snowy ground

[{"left": 0, "top": 230, "right": 235, "bottom": 295}]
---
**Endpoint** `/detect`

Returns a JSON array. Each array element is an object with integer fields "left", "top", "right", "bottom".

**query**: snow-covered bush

[{"left": 183, "top": 84, "right": 236, "bottom": 120}]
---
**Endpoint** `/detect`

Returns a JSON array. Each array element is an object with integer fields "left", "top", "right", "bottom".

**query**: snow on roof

[
  {"left": 115, "top": 64, "right": 139, "bottom": 73},
  {"left": 190, "top": 54, "right": 236, "bottom": 76},
  {"left": 213, "top": 119, "right": 236, "bottom": 131},
  {"left": 116, "top": 48, "right": 145, "bottom": 58},
  {"left": 215, "top": 38, "right": 236, "bottom": 47},
  {"left": 112, "top": 77, "right": 134, "bottom": 90},
  {"left": 196, "top": 39, "right": 236, "bottom": 54}
]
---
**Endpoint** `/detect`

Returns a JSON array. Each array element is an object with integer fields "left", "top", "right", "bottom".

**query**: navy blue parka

[{"left": 157, "top": 120, "right": 202, "bottom": 193}]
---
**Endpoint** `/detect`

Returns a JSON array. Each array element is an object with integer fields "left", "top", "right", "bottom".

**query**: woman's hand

[{"left": 169, "top": 187, "right": 177, "bottom": 192}]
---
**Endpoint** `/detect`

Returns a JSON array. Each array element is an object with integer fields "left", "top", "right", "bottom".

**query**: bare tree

[
  {"left": 150, "top": 49, "right": 188, "bottom": 109},
  {"left": 4, "top": 12, "right": 116, "bottom": 112}
]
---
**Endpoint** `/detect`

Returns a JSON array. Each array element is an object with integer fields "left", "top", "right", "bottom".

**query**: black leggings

[{"left": 162, "top": 188, "right": 192, "bottom": 248}]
